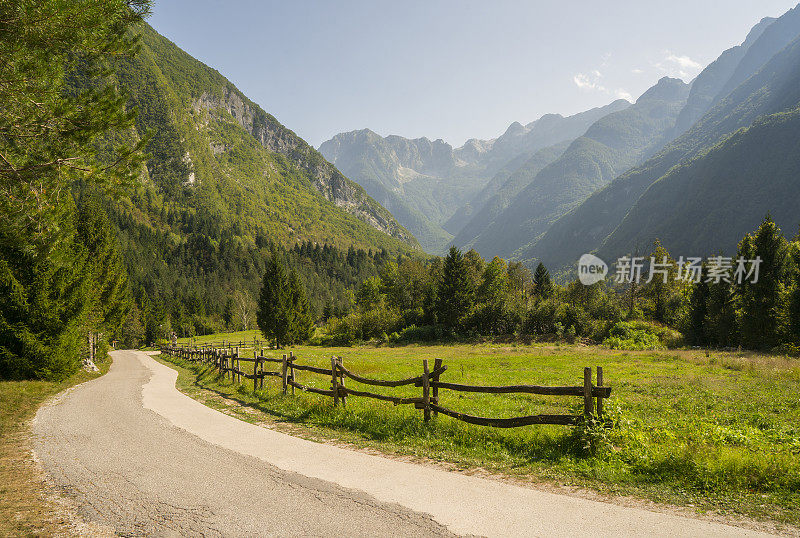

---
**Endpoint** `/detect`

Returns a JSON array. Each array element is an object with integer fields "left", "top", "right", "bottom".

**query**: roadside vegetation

[{"left": 162, "top": 337, "right": 800, "bottom": 528}]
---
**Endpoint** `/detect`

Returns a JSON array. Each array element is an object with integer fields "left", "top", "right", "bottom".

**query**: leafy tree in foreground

[
  {"left": 642, "top": 240, "right": 678, "bottom": 323},
  {"left": 0, "top": 0, "right": 149, "bottom": 379}
]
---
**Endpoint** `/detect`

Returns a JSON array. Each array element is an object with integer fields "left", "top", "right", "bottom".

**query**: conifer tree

[
  {"left": 0, "top": 0, "right": 149, "bottom": 379},
  {"left": 76, "top": 193, "right": 131, "bottom": 336},
  {"left": 287, "top": 269, "right": 315, "bottom": 344},
  {"left": 686, "top": 265, "right": 710, "bottom": 346},
  {"left": 435, "top": 247, "right": 475, "bottom": 330},
  {"left": 739, "top": 215, "right": 787, "bottom": 349},
  {"left": 787, "top": 244, "right": 800, "bottom": 344},
  {"left": 705, "top": 277, "right": 737, "bottom": 347},
  {"left": 532, "top": 262, "right": 553, "bottom": 300},
  {"left": 256, "top": 248, "right": 294, "bottom": 348}
]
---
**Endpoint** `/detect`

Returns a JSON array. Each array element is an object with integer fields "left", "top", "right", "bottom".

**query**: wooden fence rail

[{"left": 158, "top": 344, "right": 611, "bottom": 427}]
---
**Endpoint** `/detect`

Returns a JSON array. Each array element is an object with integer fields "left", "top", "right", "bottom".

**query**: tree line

[{"left": 312, "top": 215, "right": 800, "bottom": 353}]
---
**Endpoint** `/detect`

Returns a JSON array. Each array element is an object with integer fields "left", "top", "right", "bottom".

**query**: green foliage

[
  {"left": 0, "top": 0, "right": 148, "bottom": 379},
  {"left": 256, "top": 248, "right": 315, "bottom": 348},
  {"left": 603, "top": 321, "right": 666, "bottom": 350},
  {"left": 532, "top": 262, "right": 553, "bottom": 300},
  {"left": 435, "top": 247, "right": 476, "bottom": 329},
  {"left": 685, "top": 267, "right": 710, "bottom": 345},
  {"left": 739, "top": 215, "right": 788, "bottom": 349},
  {"left": 256, "top": 248, "right": 294, "bottom": 348}
]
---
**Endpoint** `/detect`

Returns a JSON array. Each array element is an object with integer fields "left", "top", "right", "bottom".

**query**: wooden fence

[{"left": 159, "top": 344, "right": 611, "bottom": 427}]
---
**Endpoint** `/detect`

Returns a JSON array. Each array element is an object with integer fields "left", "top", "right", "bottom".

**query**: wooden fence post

[
  {"left": 432, "top": 358, "right": 442, "bottom": 418},
  {"left": 338, "top": 357, "right": 346, "bottom": 408},
  {"left": 259, "top": 349, "right": 265, "bottom": 389},
  {"left": 281, "top": 354, "right": 288, "bottom": 395},
  {"left": 289, "top": 352, "right": 295, "bottom": 395},
  {"left": 253, "top": 350, "right": 258, "bottom": 393},
  {"left": 422, "top": 359, "right": 431, "bottom": 422},
  {"left": 331, "top": 357, "right": 339, "bottom": 407},
  {"left": 596, "top": 366, "right": 603, "bottom": 418},
  {"left": 583, "top": 366, "right": 594, "bottom": 418}
]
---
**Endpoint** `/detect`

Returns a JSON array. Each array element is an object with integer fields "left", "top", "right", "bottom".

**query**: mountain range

[
  {"left": 318, "top": 100, "right": 629, "bottom": 253},
  {"left": 322, "top": 4, "right": 800, "bottom": 274}
]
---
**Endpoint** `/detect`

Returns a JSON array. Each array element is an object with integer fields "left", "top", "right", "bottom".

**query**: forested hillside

[
  {"left": 465, "top": 77, "right": 689, "bottom": 259},
  {"left": 530, "top": 7, "right": 800, "bottom": 271},
  {"left": 103, "top": 23, "right": 426, "bottom": 342}
]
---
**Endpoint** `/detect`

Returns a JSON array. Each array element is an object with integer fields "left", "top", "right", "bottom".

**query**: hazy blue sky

[{"left": 148, "top": 1, "right": 798, "bottom": 147}]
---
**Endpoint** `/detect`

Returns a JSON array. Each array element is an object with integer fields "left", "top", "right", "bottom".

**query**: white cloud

[
  {"left": 573, "top": 69, "right": 632, "bottom": 103},
  {"left": 573, "top": 70, "right": 605, "bottom": 91},
  {"left": 615, "top": 89, "right": 633, "bottom": 101},
  {"left": 631, "top": 68, "right": 645, "bottom": 75},
  {"left": 654, "top": 51, "right": 703, "bottom": 80}
]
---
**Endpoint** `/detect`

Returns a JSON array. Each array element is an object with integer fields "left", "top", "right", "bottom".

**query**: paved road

[{"left": 33, "top": 350, "right": 774, "bottom": 537}]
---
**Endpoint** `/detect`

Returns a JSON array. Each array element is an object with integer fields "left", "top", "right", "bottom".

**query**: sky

[{"left": 148, "top": 1, "right": 799, "bottom": 148}]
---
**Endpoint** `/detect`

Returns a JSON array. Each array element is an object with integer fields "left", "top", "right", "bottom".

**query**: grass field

[
  {"left": 166, "top": 331, "right": 800, "bottom": 528},
  {"left": 0, "top": 357, "right": 109, "bottom": 536}
]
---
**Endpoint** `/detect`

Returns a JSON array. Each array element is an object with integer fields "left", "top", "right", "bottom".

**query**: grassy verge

[
  {"left": 161, "top": 337, "right": 800, "bottom": 530},
  {"left": 0, "top": 357, "right": 110, "bottom": 537}
]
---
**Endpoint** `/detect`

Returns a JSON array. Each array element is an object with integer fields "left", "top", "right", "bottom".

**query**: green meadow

[{"left": 164, "top": 332, "right": 800, "bottom": 527}]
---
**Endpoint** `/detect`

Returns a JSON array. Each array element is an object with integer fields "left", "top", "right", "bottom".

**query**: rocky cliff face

[{"left": 193, "top": 87, "right": 415, "bottom": 245}]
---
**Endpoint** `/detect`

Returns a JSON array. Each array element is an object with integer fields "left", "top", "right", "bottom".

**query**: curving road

[{"left": 33, "top": 350, "right": 774, "bottom": 537}]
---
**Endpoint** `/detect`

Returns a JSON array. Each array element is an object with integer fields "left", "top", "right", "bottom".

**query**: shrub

[{"left": 603, "top": 320, "right": 668, "bottom": 350}]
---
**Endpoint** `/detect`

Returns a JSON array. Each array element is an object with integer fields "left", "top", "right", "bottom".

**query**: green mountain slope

[
  {"left": 318, "top": 100, "right": 629, "bottom": 253},
  {"left": 118, "top": 23, "right": 416, "bottom": 252},
  {"left": 466, "top": 77, "right": 689, "bottom": 260},
  {"left": 673, "top": 16, "right": 774, "bottom": 135},
  {"left": 529, "top": 9, "right": 800, "bottom": 271},
  {"left": 442, "top": 100, "right": 630, "bottom": 237},
  {"left": 450, "top": 141, "right": 570, "bottom": 248},
  {"left": 597, "top": 106, "right": 800, "bottom": 260},
  {"left": 102, "top": 23, "right": 421, "bottom": 328}
]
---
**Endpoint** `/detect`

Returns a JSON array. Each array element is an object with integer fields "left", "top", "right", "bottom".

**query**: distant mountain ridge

[
  {"left": 463, "top": 77, "right": 689, "bottom": 259},
  {"left": 530, "top": 6, "right": 800, "bottom": 271},
  {"left": 319, "top": 99, "right": 630, "bottom": 252}
]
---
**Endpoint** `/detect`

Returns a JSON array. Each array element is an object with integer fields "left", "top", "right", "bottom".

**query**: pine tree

[
  {"left": 435, "top": 247, "right": 475, "bottom": 330},
  {"left": 788, "top": 244, "right": 800, "bottom": 344},
  {"left": 739, "top": 215, "right": 787, "bottom": 349},
  {"left": 685, "top": 266, "right": 710, "bottom": 346},
  {"left": 256, "top": 247, "right": 294, "bottom": 348},
  {"left": 287, "top": 269, "right": 315, "bottom": 344},
  {"left": 76, "top": 192, "right": 131, "bottom": 337},
  {"left": 532, "top": 262, "right": 553, "bottom": 300},
  {"left": 705, "top": 277, "right": 737, "bottom": 347},
  {"left": 0, "top": 0, "right": 149, "bottom": 379}
]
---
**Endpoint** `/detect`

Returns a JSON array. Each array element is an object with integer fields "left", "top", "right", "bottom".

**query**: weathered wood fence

[{"left": 159, "top": 344, "right": 611, "bottom": 427}]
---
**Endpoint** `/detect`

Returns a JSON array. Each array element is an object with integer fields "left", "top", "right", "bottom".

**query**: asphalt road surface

[{"left": 32, "top": 350, "right": 775, "bottom": 537}]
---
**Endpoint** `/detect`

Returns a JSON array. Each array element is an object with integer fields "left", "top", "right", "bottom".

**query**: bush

[
  {"left": 393, "top": 324, "right": 437, "bottom": 343},
  {"left": 603, "top": 320, "right": 667, "bottom": 350},
  {"left": 322, "top": 306, "right": 400, "bottom": 345}
]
